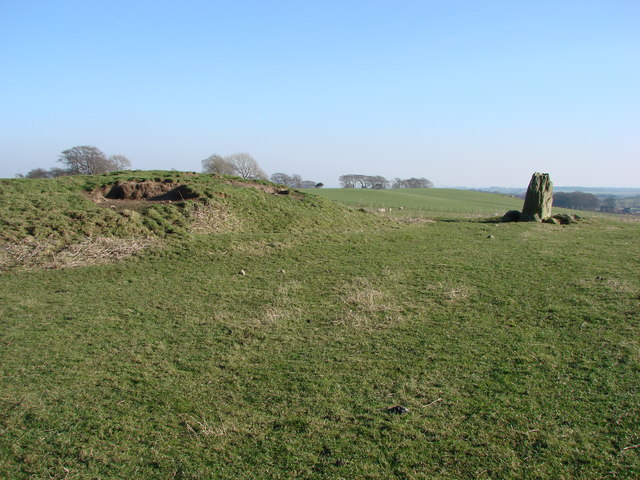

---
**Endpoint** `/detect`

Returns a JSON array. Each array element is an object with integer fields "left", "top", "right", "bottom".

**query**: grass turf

[{"left": 1, "top": 212, "right": 639, "bottom": 478}]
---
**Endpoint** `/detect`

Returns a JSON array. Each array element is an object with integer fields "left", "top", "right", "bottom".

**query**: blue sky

[{"left": 1, "top": 0, "right": 638, "bottom": 187}]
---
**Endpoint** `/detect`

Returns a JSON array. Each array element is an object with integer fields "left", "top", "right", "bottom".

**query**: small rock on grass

[{"left": 386, "top": 405, "right": 409, "bottom": 414}]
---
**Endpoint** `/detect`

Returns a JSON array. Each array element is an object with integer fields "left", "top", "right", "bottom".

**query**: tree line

[
  {"left": 552, "top": 191, "right": 600, "bottom": 211},
  {"left": 202, "top": 153, "right": 322, "bottom": 188},
  {"left": 18, "top": 146, "right": 131, "bottom": 178},
  {"left": 338, "top": 174, "right": 433, "bottom": 189}
]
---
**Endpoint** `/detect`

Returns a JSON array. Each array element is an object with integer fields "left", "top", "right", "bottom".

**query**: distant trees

[
  {"left": 202, "top": 152, "right": 267, "bottom": 180},
  {"left": 269, "top": 173, "right": 322, "bottom": 189},
  {"left": 553, "top": 191, "right": 600, "bottom": 211},
  {"left": 339, "top": 174, "right": 388, "bottom": 189},
  {"left": 392, "top": 177, "right": 433, "bottom": 189},
  {"left": 17, "top": 146, "right": 131, "bottom": 178},
  {"left": 24, "top": 168, "right": 52, "bottom": 179},
  {"left": 58, "top": 146, "right": 131, "bottom": 175},
  {"left": 339, "top": 174, "right": 433, "bottom": 189}
]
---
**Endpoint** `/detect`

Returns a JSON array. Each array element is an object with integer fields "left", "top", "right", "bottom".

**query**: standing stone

[{"left": 521, "top": 173, "right": 553, "bottom": 221}]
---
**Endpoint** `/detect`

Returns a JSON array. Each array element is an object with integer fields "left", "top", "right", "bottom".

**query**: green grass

[
  {"left": 303, "top": 188, "right": 525, "bottom": 217},
  {"left": 1, "top": 175, "right": 639, "bottom": 479},
  {"left": 305, "top": 188, "right": 591, "bottom": 219}
]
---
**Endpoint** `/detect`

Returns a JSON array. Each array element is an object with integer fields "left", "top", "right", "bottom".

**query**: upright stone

[{"left": 521, "top": 172, "right": 553, "bottom": 221}]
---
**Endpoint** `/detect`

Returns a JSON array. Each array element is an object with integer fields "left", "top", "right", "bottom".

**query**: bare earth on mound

[
  {"left": 92, "top": 180, "right": 198, "bottom": 203},
  {"left": 90, "top": 179, "right": 297, "bottom": 209}
]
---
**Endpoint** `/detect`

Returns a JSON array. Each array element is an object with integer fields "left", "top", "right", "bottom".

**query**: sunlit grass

[{"left": 1, "top": 174, "right": 639, "bottom": 479}]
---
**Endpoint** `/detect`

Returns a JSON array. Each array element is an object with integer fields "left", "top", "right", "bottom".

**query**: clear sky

[{"left": 1, "top": 0, "right": 638, "bottom": 187}]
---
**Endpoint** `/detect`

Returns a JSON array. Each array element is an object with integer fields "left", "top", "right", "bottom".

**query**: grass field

[
  {"left": 304, "top": 188, "right": 527, "bottom": 217},
  {"left": 1, "top": 173, "right": 639, "bottom": 479},
  {"left": 306, "top": 188, "right": 628, "bottom": 220}
]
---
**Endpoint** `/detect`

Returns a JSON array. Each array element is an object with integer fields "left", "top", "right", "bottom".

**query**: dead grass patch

[
  {"left": 396, "top": 217, "right": 437, "bottom": 224},
  {"left": 0, "top": 236, "right": 157, "bottom": 270},
  {"left": 191, "top": 202, "right": 241, "bottom": 233},
  {"left": 338, "top": 277, "right": 401, "bottom": 327},
  {"left": 182, "top": 415, "right": 237, "bottom": 437},
  {"left": 426, "top": 281, "right": 473, "bottom": 302}
]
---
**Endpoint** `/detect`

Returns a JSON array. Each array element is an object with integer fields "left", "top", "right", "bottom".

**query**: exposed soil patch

[{"left": 99, "top": 180, "right": 199, "bottom": 201}]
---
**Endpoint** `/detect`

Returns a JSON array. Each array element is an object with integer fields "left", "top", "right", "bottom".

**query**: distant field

[{"left": 305, "top": 188, "right": 527, "bottom": 217}]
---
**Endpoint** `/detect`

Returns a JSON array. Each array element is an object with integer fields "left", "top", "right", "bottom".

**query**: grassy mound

[{"left": 0, "top": 171, "right": 379, "bottom": 269}]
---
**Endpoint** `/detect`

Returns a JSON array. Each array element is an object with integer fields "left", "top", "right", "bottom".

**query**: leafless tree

[
  {"left": 270, "top": 172, "right": 292, "bottom": 185},
  {"left": 227, "top": 153, "right": 267, "bottom": 179},
  {"left": 289, "top": 174, "right": 303, "bottom": 188},
  {"left": 58, "top": 146, "right": 114, "bottom": 175},
  {"left": 108, "top": 154, "right": 131, "bottom": 171},
  {"left": 202, "top": 154, "right": 236, "bottom": 175},
  {"left": 271, "top": 172, "right": 320, "bottom": 189},
  {"left": 339, "top": 174, "right": 356, "bottom": 188},
  {"left": 202, "top": 153, "right": 267, "bottom": 179}
]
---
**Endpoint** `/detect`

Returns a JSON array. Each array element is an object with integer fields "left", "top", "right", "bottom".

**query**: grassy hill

[{"left": 1, "top": 173, "right": 639, "bottom": 479}]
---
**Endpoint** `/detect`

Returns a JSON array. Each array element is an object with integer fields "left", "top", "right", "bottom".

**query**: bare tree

[
  {"left": 339, "top": 174, "right": 356, "bottom": 188},
  {"left": 270, "top": 172, "right": 292, "bottom": 185},
  {"left": 228, "top": 153, "right": 267, "bottom": 179},
  {"left": 202, "top": 153, "right": 266, "bottom": 179},
  {"left": 289, "top": 174, "right": 303, "bottom": 188},
  {"left": 271, "top": 172, "right": 320, "bottom": 189},
  {"left": 58, "top": 146, "right": 113, "bottom": 175},
  {"left": 202, "top": 154, "right": 236, "bottom": 175},
  {"left": 108, "top": 154, "right": 131, "bottom": 171}
]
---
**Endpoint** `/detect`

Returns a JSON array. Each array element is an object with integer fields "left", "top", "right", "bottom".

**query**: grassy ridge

[{"left": 1, "top": 175, "right": 639, "bottom": 478}]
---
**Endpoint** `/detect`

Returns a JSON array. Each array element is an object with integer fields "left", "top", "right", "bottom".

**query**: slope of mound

[{"left": 0, "top": 171, "right": 379, "bottom": 269}]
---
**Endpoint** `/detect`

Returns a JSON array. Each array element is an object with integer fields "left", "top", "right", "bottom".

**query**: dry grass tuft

[
  {"left": 182, "top": 415, "right": 236, "bottom": 437},
  {"left": 191, "top": 202, "right": 241, "bottom": 233},
  {"left": 343, "top": 277, "right": 387, "bottom": 312},
  {"left": 433, "top": 281, "right": 472, "bottom": 302},
  {"left": 338, "top": 277, "right": 401, "bottom": 327},
  {"left": 0, "top": 236, "right": 157, "bottom": 270},
  {"left": 396, "top": 217, "right": 436, "bottom": 224}
]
